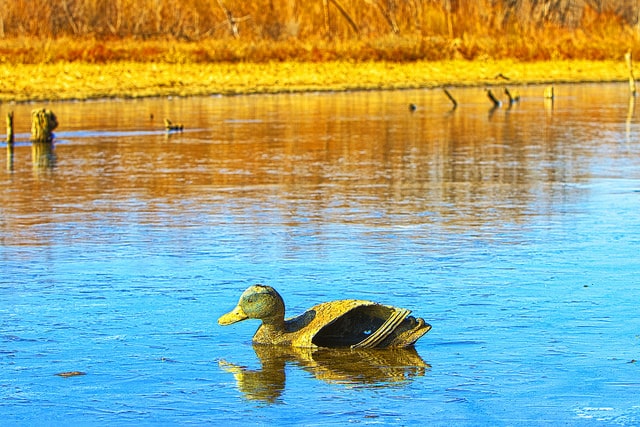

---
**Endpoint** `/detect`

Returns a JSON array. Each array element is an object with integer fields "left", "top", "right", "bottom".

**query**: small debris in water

[
  {"left": 504, "top": 87, "right": 520, "bottom": 104},
  {"left": 55, "top": 371, "right": 86, "bottom": 378},
  {"left": 164, "top": 118, "right": 184, "bottom": 131}
]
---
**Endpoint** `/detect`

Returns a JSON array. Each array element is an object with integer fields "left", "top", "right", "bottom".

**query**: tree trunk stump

[{"left": 31, "top": 109, "right": 58, "bottom": 142}]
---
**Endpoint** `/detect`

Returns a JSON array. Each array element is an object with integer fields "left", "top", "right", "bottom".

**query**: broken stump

[{"left": 31, "top": 109, "right": 58, "bottom": 142}]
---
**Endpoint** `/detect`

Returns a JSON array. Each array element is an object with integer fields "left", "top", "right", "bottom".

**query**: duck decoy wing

[
  {"left": 289, "top": 300, "right": 430, "bottom": 349},
  {"left": 351, "top": 308, "right": 411, "bottom": 349},
  {"left": 286, "top": 300, "right": 373, "bottom": 347}
]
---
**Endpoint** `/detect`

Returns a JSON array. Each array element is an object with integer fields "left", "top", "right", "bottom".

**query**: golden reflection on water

[
  {"left": 627, "top": 95, "right": 635, "bottom": 143},
  {"left": 31, "top": 142, "right": 56, "bottom": 171},
  {"left": 0, "top": 83, "right": 635, "bottom": 241},
  {"left": 1, "top": 85, "right": 639, "bottom": 422},
  {"left": 5, "top": 143, "right": 13, "bottom": 171},
  {"left": 220, "top": 345, "right": 429, "bottom": 403}
]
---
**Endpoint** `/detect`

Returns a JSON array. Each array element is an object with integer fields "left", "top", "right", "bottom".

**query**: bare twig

[
  {"left": 61, "top": 0, "right": 80, "bottom": 35},
  {"left": 328, "top": 0, "right": 358, "bottom": 35},
  {"left": 369, "top": 0, "right": 399, "bottom": 34},
  {"left": 323, "top": 0, "right": 330, "bottom": 34},
  {"left": 504, "top": 87, "right": 519, "bottom": 104},
  {"left": 443, "top": 88, "right": 458, "bottom": 109},
  {"left": 217, "top": 0, "right": 240, "bottom": 38},
  {"left": 486, "top": 89, "right": 501, "bottom": 107}
]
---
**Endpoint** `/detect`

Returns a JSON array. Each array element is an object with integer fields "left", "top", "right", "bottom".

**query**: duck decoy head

[{"left": 218, "top": 284, "right": 285, "bottom": 325}]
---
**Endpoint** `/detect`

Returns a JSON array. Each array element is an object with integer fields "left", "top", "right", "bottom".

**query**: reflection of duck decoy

[
  {"left": 218, "top": 285, "right": 431, "bottom": 348},
  {"left": 219, "top": 348, "right": 286, "bottom": 404},
  {"left": 298, "top": 346, "right": 430, "bottom": 384},
  {"left": 220, "top": 344, "right": 430, "bottom": 403}
]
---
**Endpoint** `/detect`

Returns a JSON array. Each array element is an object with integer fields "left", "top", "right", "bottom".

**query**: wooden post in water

[
  {"left": 625, "top": 50, "right": 637, "bottom": 96},
  {"left": 6, "top": 111, "right": 14, "bottom": 145},
  {"left": 31, "top": 109, "right": 58, "bottom": 142},
  {"left": 6, "top": 111, "right": 14, "bottom": 171}
]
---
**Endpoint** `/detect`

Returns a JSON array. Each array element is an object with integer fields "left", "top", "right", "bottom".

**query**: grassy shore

[
  {"left": 0, "top": 59, "right": 631, "bottom": 102},
  {"left": 0, "top": 1, "right": 638, "bottom": 102}
]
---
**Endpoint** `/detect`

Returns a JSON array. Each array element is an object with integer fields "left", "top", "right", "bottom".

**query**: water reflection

[
  {"left": 31, "top": 141, "right": 56, "bottom": 170},
  {"left": 627, "top": 95, "right": 635, "bottom": 143},
  {"left": 1, "top": 84, "right": 634, "bottom": 246},
  {"left": 1, "top": 85, "right": 640, "bottom": 424},
  {"left": 5, "top": 143, "right": 13, "bottom": 171},
  {"left": 220, "top": 345, "right": 429, "bottom": 403}
]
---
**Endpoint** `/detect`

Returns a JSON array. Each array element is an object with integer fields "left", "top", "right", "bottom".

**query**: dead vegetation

[{"left": 0, "top": 1, "right": 639, "bottom": 63}]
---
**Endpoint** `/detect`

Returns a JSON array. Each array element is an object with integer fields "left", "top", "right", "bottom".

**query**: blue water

[{"left": 2, "top": 84, "right": 640, "bottom": 425}]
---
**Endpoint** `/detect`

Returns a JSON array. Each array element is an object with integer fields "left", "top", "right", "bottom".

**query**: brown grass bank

[
  {"left": 0, "top": 1, "right": 639, "bottom": 101},
  {"left": 0, "top": 59, "right": 630, "bottom": 102}
]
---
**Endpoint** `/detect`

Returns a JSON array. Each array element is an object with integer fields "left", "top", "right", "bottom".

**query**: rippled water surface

[{"left": 2, "top": 84, "right": 640, "bottom": 425}]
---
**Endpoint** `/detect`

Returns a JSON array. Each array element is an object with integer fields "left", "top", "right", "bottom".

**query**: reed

[{"left": 0, "top": 1, "right": 639, "bottom": 63}]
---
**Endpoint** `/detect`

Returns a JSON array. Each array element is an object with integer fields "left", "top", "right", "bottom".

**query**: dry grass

[
  {"left": 0, "top": 59, "right": 630, "bottom": 102},
  {"left": 0, "top": 1, "right": 638, "bottom": 101},
  {"left": 0, "top": 28, "right": 639, "bottom": 65}
]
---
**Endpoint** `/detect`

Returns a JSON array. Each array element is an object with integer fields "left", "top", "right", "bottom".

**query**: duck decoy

[{"left": 218, "top": 284, "right": 431, "bottom": 349}]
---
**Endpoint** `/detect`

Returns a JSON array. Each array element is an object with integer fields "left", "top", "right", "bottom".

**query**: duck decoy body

[{"left": 218, "top": 285, "right": 431, "bottom": 349}]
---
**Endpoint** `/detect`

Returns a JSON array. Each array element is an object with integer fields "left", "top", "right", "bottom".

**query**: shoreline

[{"left": 0, "top": 59, "right": 632, "bottom": 103}]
